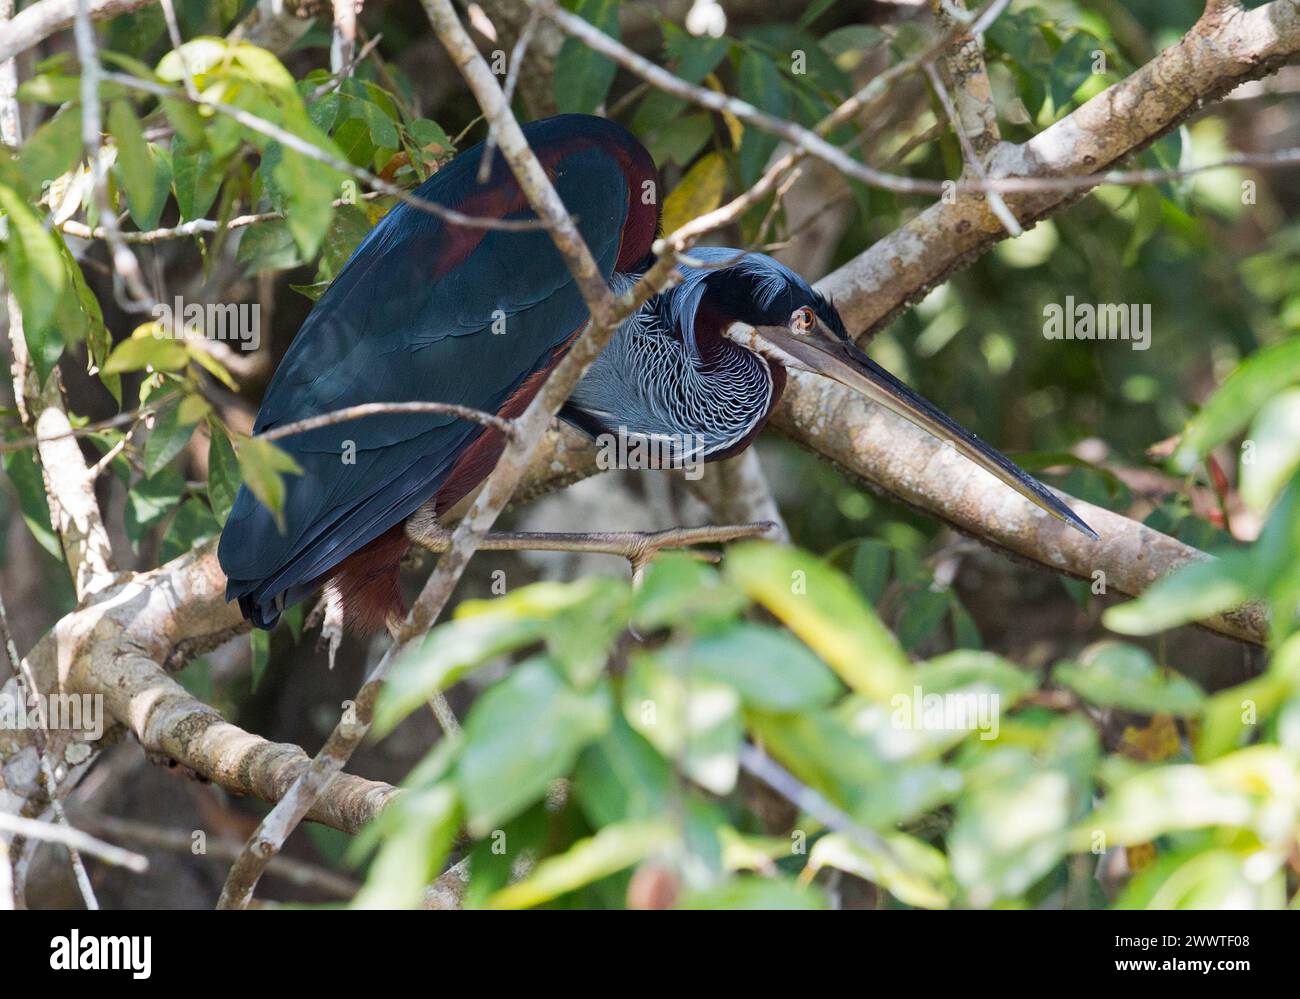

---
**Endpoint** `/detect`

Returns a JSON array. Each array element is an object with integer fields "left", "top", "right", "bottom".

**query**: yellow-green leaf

[
  {"left": 725, "top": 542, "right": 911, "bottom": 700},
  {"left": 234, "top": 434, "right": 302, "bottom": 530},
  {"left": 661, "top": 151, "right": 728, "bottom": 235},
  {"left": 486, "top": 820, "right": 675, "bottom": 909}
]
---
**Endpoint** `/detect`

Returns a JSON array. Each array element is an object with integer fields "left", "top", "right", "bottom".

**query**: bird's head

[{"left": 669, "top": 249, "right": 1096, "bottom": 539}]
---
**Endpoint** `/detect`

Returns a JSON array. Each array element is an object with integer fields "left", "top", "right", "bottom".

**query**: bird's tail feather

[{"left": 325, "top": 523, "right": 410, "bottom": 635}]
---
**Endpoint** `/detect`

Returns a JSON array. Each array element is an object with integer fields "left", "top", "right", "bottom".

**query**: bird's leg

[{"left": 403, "top": 516, "right": 779, "bottom": 566}]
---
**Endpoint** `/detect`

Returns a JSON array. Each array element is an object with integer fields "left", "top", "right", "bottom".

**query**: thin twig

[
  {"left": 0, "top": 812, "right": 148, "bottom": 872},
  {"left": 258, "top": 400, "right": 517, "bottom": 443},
  {"left": 59, "top": 191, "right": 385, "bottom": 244},
  {"left": 310, "top": 32, "right": 382, "bottom": 102},
  {"left": 330, "top": 0, "right": 358, "bottom": 77},
  {"left": 0, "top": 407, "right": 152, "bottom": 454},
  {"left": 74, "top": 0, "right": 154, "bottom": 312},
  {"left": 477, "top": 6, "right": 540, "bottom": 183},
  {"left": 738, "top": 744, "right": 900, "bottom": 867},
  {"left": 78, "top": 813, "right": 358, "bottom": 897},
  {"left": 923, "top": 61, "right": 1021, "bottom": 236},
  {"left": 159, "top": 0, "right": 199, "bottom": 101}
]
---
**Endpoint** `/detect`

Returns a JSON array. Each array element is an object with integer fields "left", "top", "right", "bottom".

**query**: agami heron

[{"left": 218, "top": 114, "right": 1094, "bottom": 632}]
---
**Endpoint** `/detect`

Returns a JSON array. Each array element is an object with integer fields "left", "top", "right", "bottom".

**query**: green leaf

[
  {"left": 235, "top": 219, "right": 304, "bottom": 272},
  {"left": 747, "top": 708, "right": 960, "bottom": 827},
  {"left": 16, "top": 108, "right": 82, "bottom": 199},
  {"left": 1198, "top": 633, "right": 1300, "bottom": 760},
  {"left": 1240, "top": 387, "right": 1300, "bottom": 515},
  {"left": 339, "top": 94, "right": 398, "bottom": 150},
  {"left": 896, "top": 587, "right": 952, "bottom": 652},
  {"left": 462, "top": 803, "right": 549, "bottom": 909},
  {"left": 54, "top": 234, "right": 106, "bottom": 356},
  {"left": 798, "top": 0, "right": 840, "bottom": 29},
  {"left": 725, "top": 542, "right": 911, "bottom": 700},
  {"left": 233, "top": 434, "right": 302, "bottom": 530},
  {"left": 949, "top": 753, "right": 1073, "bottom": 907},
  {"left": 683, "top": 622, "right": 842, "bottom": 711},
  {"left": 806, "top": 831, "right": 952, "bottom": 909},
  {"left": 156, "top": 37, "right": 230, "bottom": 86},
  {"left": 142, "top": 394, "right": 201, "bottom": 477},
  {"left": 408, "top": 118, "right": 452, "bottom": 153},
  {"left": 231, "top": 41, "right": 299, "bottom": 96},
  {"left": 0, "top": 185, "right": 67, "bottom": 360},
  {"left": 263, "top": 140, "right": 341, "bottom": 259},
  {"left": 250, "top": 629, "right": 269, "bottom": 691},
  {"left": 632, "top": 28, "right": 730, "bottom": 136},
  {"left": 171, "top": 134, "right": 222, "bottom": 221},
  {"left": 1053, "top": 642, "right": 1205, "bottom": 717},
  {"left": 486, "top": 819, "right": 675, "bottom": 909},
  {"left": 554, "top": 0, "right": 619, "bottom": 114},
  {"left": 850, "top": 539, "right": 890, "bottom": 603},
  {"left": 1102, "top": 552, "right": 1254, "bottom": 637},
  {"left": 102, "top": 334, "right": 189, "bottom": 374},
  {"left": 573, "top": 716, "right": 727, "bottom": 879},
  {"left": 680, "top": 876, "right": 826, "bottom": 910},
  {"left": 375, "top": 617, "right": 546, "bottom": 737},
  {"left": 124, "top": 466, "right": 185, "bottom": 549},
  {"left": 108, "top": 100, "right": 167, "bottom": 230},
  {"left": 915, "top": 650, "right": 1037, "bottom": 704},
  {"left": 631, "top": 554, "right": 747, "bottom": 632},
  {"left": 206, "top": 420, "right": 241, "bottom": 526},
  {"left": 159, "top": 497, "right": 220, "bottom": 561},
  {"left": 315, "top": 203, "right": 372, "bottom": 283},
  {"left": 644, "top": 112, "right": 714, "bottom": 169},
  {"left": 2, "top": 446, "right": 61, "bottom": 558},
  {"left": 352, "top": 784, "right": 461, "bottom": 909},
  {"left": 1118, "top": 847, "right": 1284, "bottom": 910},
  {"left": 819, "top": 25, "right": 885, "bottom": 59},
  {"left": 1072, "top": 746, "right": 1290, "bottom": 848},
  {"left": 456, "top": 659, "right": 611, "bottom": 836},
  {"left": 1173, "top": 336, "right": 1300, "bottom": 471},
  {"left": 1048, "top": 33, "right": 1099, "bottom": 111},
  {"left": 377, "top": 577, "right": 629, "bottom": 736},
  {"left": 623, "top": 651, "right": 742, "bottom": 795},
  {"left": 950, "top": 718, "right": 1098, "bottom": 907},
  {"left": 736, "top": 49, "right": 788, "bottom": 186}
]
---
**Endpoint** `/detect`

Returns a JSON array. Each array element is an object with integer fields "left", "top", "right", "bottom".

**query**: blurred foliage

[
  {"left": 356, "top": 548, "right": 1300, "bottom": 909},
  {"left": 0, "top": 0, "right": 1298, "bottom": 909}
]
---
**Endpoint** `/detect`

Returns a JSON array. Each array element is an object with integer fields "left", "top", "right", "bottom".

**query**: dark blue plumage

[{"left": 219, "top": 115, "right": 658, "bottom": 629}]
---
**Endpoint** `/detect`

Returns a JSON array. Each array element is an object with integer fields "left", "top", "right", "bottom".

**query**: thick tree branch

[
  {"left": 0, "top": 541, "right": 396, "bottom": 834},
  {"left": 0, "top": 0, "right": 155, "bottom": 65},
  {"left": 929, "top": 0, "right": 1001, "bottom": 157},
  {"left": 822, "top": 0, "right": 1300, "bottom": 337}
]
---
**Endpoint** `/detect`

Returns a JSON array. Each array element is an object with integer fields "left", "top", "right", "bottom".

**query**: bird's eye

[{"left": 791, "top": 307, "right": 816, "bottom": 334}]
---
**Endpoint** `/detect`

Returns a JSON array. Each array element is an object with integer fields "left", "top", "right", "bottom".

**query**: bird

[{"left": 218, "top": 113, "right": 1095, "bottom": 633}]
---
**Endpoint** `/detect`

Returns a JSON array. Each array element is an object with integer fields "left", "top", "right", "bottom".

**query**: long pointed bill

[{"left": 748, "top": 325, "right": 1098, "bottom": 540}]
